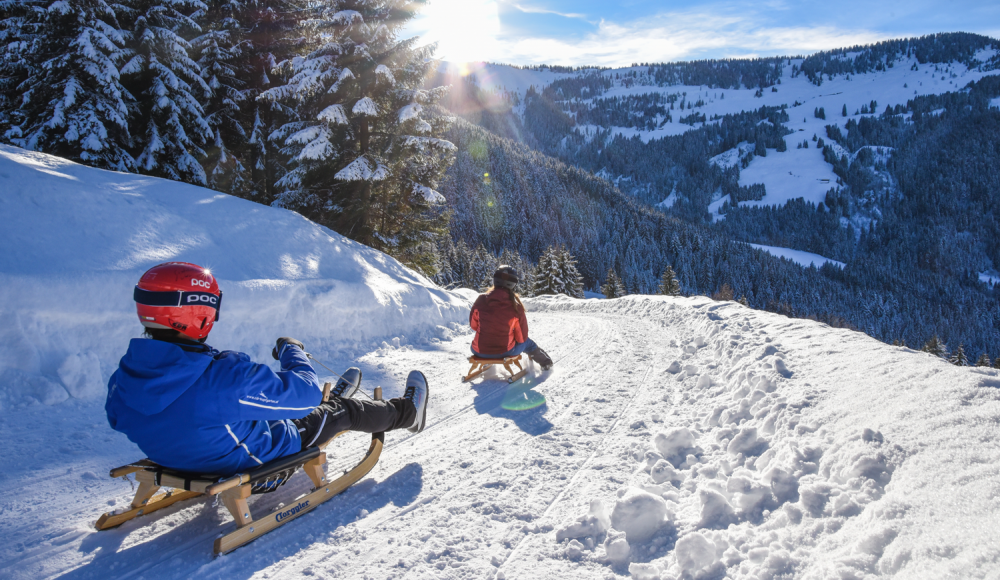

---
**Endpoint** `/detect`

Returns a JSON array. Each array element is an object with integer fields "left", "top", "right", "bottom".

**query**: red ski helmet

[{"left": 133, "top": 262, "right": 222, "bottom": 340}]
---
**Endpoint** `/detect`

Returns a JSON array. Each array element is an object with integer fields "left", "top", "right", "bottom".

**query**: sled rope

[{"left": 307, "top": 354, "right": 376, "bottom": 401}]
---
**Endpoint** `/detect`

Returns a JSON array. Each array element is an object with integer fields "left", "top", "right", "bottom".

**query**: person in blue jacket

[{"left": 106, "top": 262, "right": 429, "bottom": 475}]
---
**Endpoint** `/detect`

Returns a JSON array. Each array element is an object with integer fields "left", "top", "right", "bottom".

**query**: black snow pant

[{"left": 292, "top": 397, "right": 415, "bottom": 450}]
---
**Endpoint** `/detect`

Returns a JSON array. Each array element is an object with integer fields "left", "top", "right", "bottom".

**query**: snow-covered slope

[
  {"left": 746, "top": 244, "right": 845, "bottom": 270},
  {"left": 472, "top": 54, "right": 1000, "bottom": 213},
  {"left": 2, "top": 149, "right": 999, "bottom": 579},
  {"left": 0, "top": 145, "right": 471, "bottom": 409}
]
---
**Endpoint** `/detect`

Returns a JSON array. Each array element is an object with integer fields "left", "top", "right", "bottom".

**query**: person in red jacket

[{"left": 470, "top": 265, "right": 553, "bottom": 370}]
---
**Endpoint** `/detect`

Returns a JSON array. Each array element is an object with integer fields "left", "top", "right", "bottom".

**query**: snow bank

[
  {"left": 0, "top": 145, "right": 470, "bottom": 409},
  {"left": 528, "top": 294, "right": 1000, "bottom": 579}
]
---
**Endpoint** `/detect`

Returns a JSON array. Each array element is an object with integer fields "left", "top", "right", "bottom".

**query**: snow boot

[
  {"left": 404, "top": 370, "right": 429, "bottom": 433},
  {"left": 529, "top": 347, "right": 553, "bottom": 371},
  {"left": 330, "top": 367, "right": 362, "bottom": 399}
]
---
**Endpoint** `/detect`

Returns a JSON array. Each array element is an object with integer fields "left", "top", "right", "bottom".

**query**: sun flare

[{"left": 409, "top": 0, "right": 501, "bottom": 64}]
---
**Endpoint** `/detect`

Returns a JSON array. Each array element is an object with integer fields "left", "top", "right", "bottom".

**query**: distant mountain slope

[
  {"left": 436, "top": 120, "right": 1000, "bottom": 357},
  {"left": 435, "top": 34, "right": 1000, "bottom": 357}
]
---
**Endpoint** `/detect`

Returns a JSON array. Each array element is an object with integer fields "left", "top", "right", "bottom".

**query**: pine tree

[
  {"left": 0, "top": 1, "right": 42, "bottom": 138},
  {"left": 121, "top": 0, "right": 213, "bottom": 184},
  {"left": 191, "top": 0, "right": 251, "bottom": 193},
  {"left": 532, "top": 245, "right": 583, "bottom": 298},
  {"left": 261, "top": 0, "right": 455, "bottom": 275},
  {"left": 842, "top": 103, "right": 847, "bottom": 117},
  {"left": 921, "top": 335, "right": 947, "bottom": 358},
  {"left": 3, "top": 0, "right": 133, "bottom": 171},
  {"left": 949, "top": 343, "right": 968, "bottom": 366},
  {"left": 657, "top": 265, "right": 681, "bottom": 296},
  {"left": 241, "top": 0, "right": 304, "bottom": 202},
  {"left": 532, "top": 246, "right": 559, "bottom": 296},
  {"left": 994, "top": 356, "right": 1000, "bottom": 370},
  {"left": 601, "top": 268, "right": 626, "bottom": 299},
  {"left": 557, "top": 246, "right": 585, "bottom": 298},
  {"left": 975, "top": 353, "right": 991, "bottom": 367}
]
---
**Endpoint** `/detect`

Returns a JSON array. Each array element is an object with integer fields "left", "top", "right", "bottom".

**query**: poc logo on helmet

[
  {"left": 191, "top": 278, "right": 212, "bottom": 289},
  {"left": 186, "top": 293, "right": 218, "bottom": 305}
]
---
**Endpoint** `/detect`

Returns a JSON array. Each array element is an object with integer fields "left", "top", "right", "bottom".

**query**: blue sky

[{"left": 404, "top": 0, "right": 1000, "bottom": 66}]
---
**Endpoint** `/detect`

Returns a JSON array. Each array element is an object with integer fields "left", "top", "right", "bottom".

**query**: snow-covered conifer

[
  {"left": 558, "top": 246, "right": 585, "bottom": 298},
  {"left": 121, "top": 0, "right": 213, "bottom": 184},
  {"left": 922, "top": 335, "right": 947, "bottom": 358},
  {"left": 975, "top": 353, "right": 991, "bottom": 367},
  {"left": 533, "top": 245, "right": 583, "bottom": 298},
  {"left": 949, "top": 344, "right": 967, "bottom": 366},
  {"left": 0, "top": 1, "right": 42, "bottom": 135},
  {"left": 3, "top": 0, "right": 134, "bottom": 170},
  {"left": 658, "top": 266, "right": 681, "bottom": 296},
  {"left": 532, "top": 246, "right": 559, "bottom": 296},
  {"left": 191, "top": 0, "right": 251, "bottom": 193},
  {"left": 601, "top": 268, "right": 626, "bottom": 299},
  {"left": 260, "top": 0, "right": 455, "bottom": 274},
  {"left": 239, "top": 0, "right": 304, "bottom": 201}
]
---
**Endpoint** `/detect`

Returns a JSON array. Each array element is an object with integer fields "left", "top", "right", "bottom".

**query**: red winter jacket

[{"left": 470, "top": 289, "right": 529, "bottom": 355}]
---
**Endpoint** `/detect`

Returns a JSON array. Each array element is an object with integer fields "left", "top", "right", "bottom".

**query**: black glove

[{"left": 272, "top": 337, "right": 305, "bottom": 360}]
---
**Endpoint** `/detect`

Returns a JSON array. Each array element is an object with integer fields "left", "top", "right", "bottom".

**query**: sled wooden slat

[
  {"left": 213, "top": 432, "right": 384, "bottom": 555},
  {"left": 95, "top": 489, "right": 202, "bottom": 530},
  {"left": 205, "top": 473, "right": 250, "bottom": 496},
  {"left": 97, "top": 388, "right": 386, "bottom": 554},
  {"left": 109, "top": 458, "right": 157, "bottom": 478},
  {"left": 463, "top": 355, "right": 526, "bottom": 384},
  {"left": 507, "top": 367, "right": 529, "bottom": 384}
]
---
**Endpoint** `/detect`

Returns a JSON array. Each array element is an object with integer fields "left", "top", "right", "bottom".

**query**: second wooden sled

[
  {"left": 463, "top": 354, "right": 528, "bottom": 384},
  {"left": 95, "top": 384, "right": 384, "bottom": 555}
]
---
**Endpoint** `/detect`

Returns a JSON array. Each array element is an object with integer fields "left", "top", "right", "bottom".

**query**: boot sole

[{"left": 408, "top": 371, "right": 428, "bottom": 433}]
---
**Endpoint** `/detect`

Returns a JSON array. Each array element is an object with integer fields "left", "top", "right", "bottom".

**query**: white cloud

[
  {"left": 497, "top": 11, "right": 886, "bottom": 66},
  {"left": 407, "top": 3, "right": 889, "bottom": 67},
  {"left": 511, "top": 2, "right": 590, "bottom": 21}
]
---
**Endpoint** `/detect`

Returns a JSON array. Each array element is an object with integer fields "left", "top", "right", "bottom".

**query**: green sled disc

[{"left": 501, "top": 381, "right": 546, "bottom": 411}]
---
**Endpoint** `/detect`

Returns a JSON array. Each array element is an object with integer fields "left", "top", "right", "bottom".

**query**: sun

[{"left": 407, "top": 0, "right": 501, "bottom": 64}]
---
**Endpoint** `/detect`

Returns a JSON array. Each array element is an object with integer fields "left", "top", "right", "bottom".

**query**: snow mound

[
  {"left": 0, "top": 145, "right": 470, "bottom": 408},
  {"left": 610, "top": 488, "right": 674, "bottom": 543}
]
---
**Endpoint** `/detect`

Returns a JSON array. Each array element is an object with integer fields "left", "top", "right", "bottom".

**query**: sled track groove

[
  {"left": 498, "top": 344, "right": 656, "bottom": 574},
  {"left": 262, "top": 314, "right": 621, "bottom": 578}
]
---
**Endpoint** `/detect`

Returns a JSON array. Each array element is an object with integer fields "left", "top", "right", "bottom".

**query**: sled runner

[
  {"left": 463, "top": 354, "right": 528, "bottom": 384},
  {"left": 95, "top": 383, "right": 384, "bottom": 555}
]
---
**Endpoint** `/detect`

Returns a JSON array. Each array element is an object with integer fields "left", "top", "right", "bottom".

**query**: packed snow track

[{"left": 1, "top": 295, "right": 999, "bottom": 580}]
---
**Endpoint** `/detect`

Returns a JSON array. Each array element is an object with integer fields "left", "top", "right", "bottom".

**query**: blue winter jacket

[{"left": 106, "top": 338, "right": 323, "bottom": 474}]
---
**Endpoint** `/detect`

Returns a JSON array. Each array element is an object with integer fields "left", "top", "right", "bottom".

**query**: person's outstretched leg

[
  {"left": 524, "top": 341, "right": 553, "bottom": 370},
  {"left": 294, "top": 371, "right": 428, "bottom": 448}
]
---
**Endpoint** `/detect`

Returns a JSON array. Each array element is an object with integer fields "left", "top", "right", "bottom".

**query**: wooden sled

[
  {"left": 95, "top": 384, "right": 384, "bottom": 555},
  {"left": 463, "top": 354, "right": 528, "bottom": 384}
]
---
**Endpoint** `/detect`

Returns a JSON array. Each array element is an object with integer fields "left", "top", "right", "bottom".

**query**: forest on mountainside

[
  {"left": 433, "top": 118, "right": 1000, "bottom": 359},
  {"left": 437, "top": 37, "right": 1000, "bottom": 359}
]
